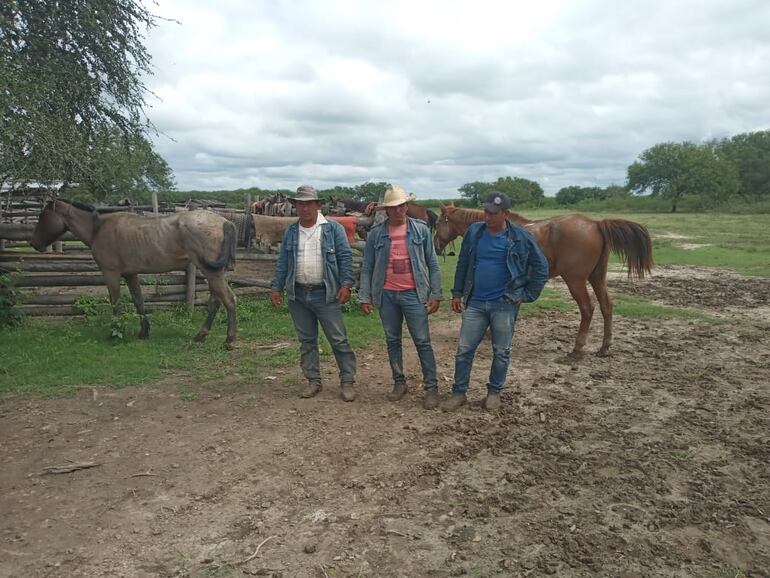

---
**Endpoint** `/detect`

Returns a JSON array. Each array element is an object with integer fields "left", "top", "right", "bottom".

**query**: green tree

[
  {"left": 492, "top": 176, "right": 544, "bottom": 206},
  {"left": 713, "top": 130, "right": 770, "bottom": 203},
  {"left": 556, "top": 186, "right": 595, "bottom": 205},
  {"left": 353, "top": 181, "right": 390, "bottom": 201},
  {"left": 458, "top": 181, "right": 491, "bottom": 205},
  {"left": 627, "top": 141, "right": 738, "bottom": 212},
  {"left": 0, "top": 0, "right": 173, "bottom": 197}
]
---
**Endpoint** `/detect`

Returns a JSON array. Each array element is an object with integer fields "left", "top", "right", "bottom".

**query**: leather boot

[
  {"left": 440, "top": 393, "right": 467, "bottom": 412},
  {"left": 340, "top": 383, "right": 357, "bottom": 402},
  {"left": 483, "top": 391, "right": 501, "bottom": 411},
  {"left": 387, "top": 381, "right": 408, "bottom": 401},
  {"left": 299, "top": 381, "right": 322, "bottom": 398},
  {"left": 423, "top": 388, "right": 439, "bottom": 410}
]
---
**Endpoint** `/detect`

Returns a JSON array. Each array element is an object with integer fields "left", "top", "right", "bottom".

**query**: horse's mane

[
  {"left": 72, "top": 200, "right": 96, "bottom": 212},
  {"left": 448, "top": 207, "right": 534, "bottom": 226}
]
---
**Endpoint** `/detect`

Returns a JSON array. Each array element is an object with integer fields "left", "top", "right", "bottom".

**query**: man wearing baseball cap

[
  {"left": 271, "top": 185, "right": 358, "bottom": 402},
  {"left": 441, "top": 191, "right": 549, "bottom": 412}
]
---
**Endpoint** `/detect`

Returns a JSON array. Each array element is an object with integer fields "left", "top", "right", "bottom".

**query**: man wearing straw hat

[
  {"left": 271, "top": 185, "right": 358, "bottom": 402},
  {"left": 358, "top": 185, "right": 443, "bottom": 409}
]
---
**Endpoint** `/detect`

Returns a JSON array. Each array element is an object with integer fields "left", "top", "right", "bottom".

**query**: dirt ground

[{"left": 2, "top": 265, "right": 769, "bottom": 578}]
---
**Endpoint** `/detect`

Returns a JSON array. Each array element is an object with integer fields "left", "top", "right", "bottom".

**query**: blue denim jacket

[
  {"left": 452, "top": 221, "right": 549, "bottom": 304},
  {"left": 271, "top": 220, "right": 354, "bottom": 304},
  {"left": 358, "top": 217, "right": 442, "bottom": 307}
]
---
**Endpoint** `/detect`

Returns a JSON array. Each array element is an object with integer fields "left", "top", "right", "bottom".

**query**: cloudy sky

[{"left": 144, "top": 0, "right": 770, "bottom": 198}]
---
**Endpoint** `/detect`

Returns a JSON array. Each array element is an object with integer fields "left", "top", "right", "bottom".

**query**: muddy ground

[{"left": 1, "top": 265, "right": 769, "bottom": 577}]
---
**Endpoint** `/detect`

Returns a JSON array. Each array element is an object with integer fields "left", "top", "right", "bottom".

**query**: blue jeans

[
  {"left": 288, "top": 285, "right": 356, "bottom": 385},
  {"left": 452, "top": 297, "right": 520, "bottom": 394},
  {"left": 378, "top": 289, "right": 437, "bottom": 390}
]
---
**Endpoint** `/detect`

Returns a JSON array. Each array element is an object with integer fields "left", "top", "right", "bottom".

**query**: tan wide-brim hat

[{"left": 378, "top": 185, "right": 415, "bottom": 208}]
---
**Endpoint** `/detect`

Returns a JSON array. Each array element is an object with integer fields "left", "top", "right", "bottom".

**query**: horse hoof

[
  {"left": 224, "top": 341, "right": 236, "bottom": 351},
  {"left": 193, "top": 333, "right": 207, "bottom": 343},
  {"left": 596, "top": 348, "right": 611, "bottom": 357},
  {"left": 138, "top": 332, "right": 149, "bottom": 340}
]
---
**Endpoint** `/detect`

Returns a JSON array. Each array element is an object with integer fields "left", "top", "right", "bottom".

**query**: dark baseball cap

[{"left": 483, "top": 191, "right": 511, "bottom": 213}]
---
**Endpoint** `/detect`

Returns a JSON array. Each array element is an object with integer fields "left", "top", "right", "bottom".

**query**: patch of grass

[
  {"left": 178, "top": 390, "right": 199, "bottom": 402},
  {"left": 0, "top": 294, "right": 385, "bottom": 398},
  {"left": 671, "top": 447, "right": 698, "bottom": 461},
  {"left": 612, "top": 294, "right": 719, "bottom": 322},
  {"left": 651, "top": 241, "right": 770, "bottom": 277},
  {"left": 708, "top": 568, "right": 748, "bottom": 578}
]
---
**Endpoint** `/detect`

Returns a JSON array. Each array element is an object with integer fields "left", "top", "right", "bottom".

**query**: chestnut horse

[
  {"left": 31, "top": 200, "right": 238, "bottom": 348},
  {"left": 434, "top": 203, "right": 653, "bottom": 357}
]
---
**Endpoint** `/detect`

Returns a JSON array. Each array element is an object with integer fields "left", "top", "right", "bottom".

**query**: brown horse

[
  {"left": 31, "top": 200, "right": 239, "bottom": 348},
  {"left": 406, "top": 202, "right": 438, "bottom": 231},
  {"left": 434, "top": 203, "right": 653, "bottom": 357}
]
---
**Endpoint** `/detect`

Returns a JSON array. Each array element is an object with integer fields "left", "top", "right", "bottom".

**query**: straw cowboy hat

[{"left": 378, "top": 185, "right": 415, "bottom": 208}]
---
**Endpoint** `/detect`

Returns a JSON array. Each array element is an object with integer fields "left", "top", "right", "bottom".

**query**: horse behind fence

[{"left": 30, "top": 200, "right": 239, "bottom": 348}]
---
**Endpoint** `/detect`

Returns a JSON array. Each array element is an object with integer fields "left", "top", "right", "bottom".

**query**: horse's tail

[
  {"left": 596, "top": 219, "right": 654, "bottom": 280},
  {"left": 201, "top": 220, "right": 237, "bottom": 271}
]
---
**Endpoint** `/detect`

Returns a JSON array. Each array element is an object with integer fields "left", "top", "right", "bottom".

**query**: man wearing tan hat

[
  {"left": 358, "top": 185, "right": 442, "bottom": 409},
  {"left": 271, "top": 185, "right": 358, "bottom": 402}
]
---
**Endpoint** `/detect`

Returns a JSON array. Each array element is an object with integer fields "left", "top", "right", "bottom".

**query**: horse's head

[
  {"left": 433, "top": 205, "right": 454, "bottom": 254},
  {"left": 30, "top": 200, "right": 68, "bottom": 252}
]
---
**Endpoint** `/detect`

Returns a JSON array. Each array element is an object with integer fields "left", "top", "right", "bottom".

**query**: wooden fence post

[
  {"left": 152, "top": 191, "right": 159, "bottom": 214},
  {"left": 185, "top": 263, "right": 197, "bottom": 310}
]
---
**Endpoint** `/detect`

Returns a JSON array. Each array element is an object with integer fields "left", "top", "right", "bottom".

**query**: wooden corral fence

[{"left": 0, "top": 195, "right": 362, "bottom": 317}]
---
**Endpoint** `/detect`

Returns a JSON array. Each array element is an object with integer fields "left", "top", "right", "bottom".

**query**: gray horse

[{"left": 31, "top": 200, "right": 238, "bottom": 348}]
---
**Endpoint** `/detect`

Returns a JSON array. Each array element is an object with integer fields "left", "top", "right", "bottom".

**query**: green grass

[{"left": 0, "top": 296, "right": 384, "bottom": 397}]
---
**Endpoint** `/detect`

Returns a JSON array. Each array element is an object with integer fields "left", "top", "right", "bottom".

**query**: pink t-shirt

[{"left": 384, "top": 223, "right": 416, "bottom": 291}]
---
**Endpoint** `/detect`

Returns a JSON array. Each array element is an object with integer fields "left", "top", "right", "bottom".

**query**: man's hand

[
  {"left": 361, "top": 303, "right": 373, "bottom": 315},
  {"left": 426, "top": 299, "right": 440, "bottom": 315},
  {"left": 451, "top": 296, "right": 463, "bottom": 314},
  {"left": 270, "top": 291, "right": 282, "bottom": 307},
  {"left": 337, "top": 287, "right": 351, "bottom": 304}
]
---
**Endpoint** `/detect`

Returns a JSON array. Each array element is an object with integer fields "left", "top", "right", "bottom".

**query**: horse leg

[
  {"left": 564, "top": 276, "right": 594, "bottom": 359},
  {"left": 203, "top": 273, "right": 238, "bottom": 349},
  {"left": 125, "top": 274, "right": 150, "bottom": 339},
  {"left": 194, "top": 291, "right": 221, "bottom": 343},
  {"left": 589, "top": 271, "right": 613, "bottom": 357},
  {"left": 105, "top": 272, "right": 122, "bottom": 315}
]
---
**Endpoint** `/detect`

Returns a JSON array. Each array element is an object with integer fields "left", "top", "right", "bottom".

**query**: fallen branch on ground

[
  {"left": 237, "top": 535, "right": 277, "bottom": 565},
  {"left": 42, "top": 461, "right": 99, "bottom": 475}
]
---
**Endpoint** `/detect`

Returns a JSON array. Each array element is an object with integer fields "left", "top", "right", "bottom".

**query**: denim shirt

[
  {"left": 271, "top": 219, "right": 354, "bottom": 304},
  {"left": 359, "top": 217, "right": 442, "bottom": 307},
  {"left": 452, "top": 221, "right": 549, "bottom": 304}
]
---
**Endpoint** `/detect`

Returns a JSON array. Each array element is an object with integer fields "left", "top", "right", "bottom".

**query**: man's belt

[{"left": 295, "top": 282, "right": 325, "bottom": 290}]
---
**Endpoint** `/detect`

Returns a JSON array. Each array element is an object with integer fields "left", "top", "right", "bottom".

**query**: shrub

[{"left": 0, "top": 271, "right": 25, "bottom": 328}]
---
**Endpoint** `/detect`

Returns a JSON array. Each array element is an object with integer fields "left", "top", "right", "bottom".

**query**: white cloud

[{"left": 144, "top": 0, "right": 770, "bottom": 196}]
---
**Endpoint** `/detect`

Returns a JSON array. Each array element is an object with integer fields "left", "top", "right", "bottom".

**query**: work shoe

[
  {"left": 423, "top": 388, "right": 439, "bottom": 410},
  {"left": 387, "top": 381, "right": 408, "bottom": 401},
  {"left": 440, "top": 393, "right": 467, "bottom": 412},
  {"left": 340, "top": 383, "right": 357, "bottom": 402},
  {"left": 300, "top": 381, "right": 322, "bottom": 398},
  {"left": 483, "top": 391, "right": 501, "bottom": 411}
]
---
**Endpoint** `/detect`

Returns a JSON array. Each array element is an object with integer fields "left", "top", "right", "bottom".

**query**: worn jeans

[
  {"left": 452, "top": 297, "right": 520, "bottom": 394},
  {"left": 378, "top": 289, "right": 437, "bottom": 390},
  {"left": 288, "top": 285, "right": 356, "bottom": 385}
]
